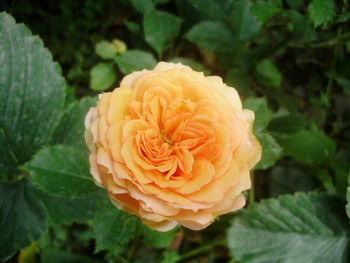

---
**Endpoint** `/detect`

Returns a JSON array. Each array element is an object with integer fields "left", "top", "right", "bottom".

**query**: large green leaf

[
  {"left": 0, "top": 127, "right": 18, "bottom": 178},
  {"left": 23, "top": 145, "right": 97, "bottom": 199},
  {"left": 228, "top": 192, "right": 349, "bottom": 263},
  {"left": 0, "top": 179, "right": 46, "bottom": 261},
  {"left": 143, "top": 11, "right": 181, "bottom": 55},
  {"left": 41, "top": 190, "right": 104, "bottom": 225},
  {"left": 0, "top": 12, "right": 64, "bottom": 167},
  {"left": 185, "top": 21, "right": 235, "bottom": 53},
  {"left": 251, "top": 1, "right": 280, "bottom": 23},
  {"left": 51, "top": 97, "right": 96, "bottom": 151},
  {"left": 114, "top": 50, "right": 156, "bottom": 74},
  {"left": 308, "top": 0, "right": 336, "bottom": 27},
  {"left": 268, "top": 114, "right": 305, "bottom": 136},
  {"left": 93, "top": 200, "right": 138, "bottom": 252},
  {"left": 230, "top": 0, "right": 261, "bottom": 41},
  {"left": 130, "top": 0, "right": 155, "bottom": 14}
]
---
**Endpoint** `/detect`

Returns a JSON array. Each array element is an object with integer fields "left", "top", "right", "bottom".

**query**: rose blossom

[{"left": 85, "top": 62, "right": 261, "bottom": 231}]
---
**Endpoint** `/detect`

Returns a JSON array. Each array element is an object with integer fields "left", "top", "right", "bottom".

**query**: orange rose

[{"left": 85, "top": 62, "right": 261, "bottom": 231}]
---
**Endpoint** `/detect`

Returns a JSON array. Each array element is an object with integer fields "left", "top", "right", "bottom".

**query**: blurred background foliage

[{"left": 1, "top": 0, "right": 350, "bottom": 262}]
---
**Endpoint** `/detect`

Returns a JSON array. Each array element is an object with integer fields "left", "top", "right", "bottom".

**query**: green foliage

[
  {"left": 186, "top": 21, "right": 235, "bottom": 53},
  {"left": 308, "top": 0, "right": 336, "bottom": 27},
  {"left": 1, "top": 0, "right": 350, "bottom": 260},
  {"left": 90, "top": 62, "right": 117, "bottom": 91},
  {"left": 143, "top": 11, "right": 182, "bottom": 55},
  {"left": 115, "top": 50, "right": 157, "bottom": 74},
  {"left": 228, "top": 192, "right": 349, "bottom": 263},
  {"left": 230, "top": 0, "right": 261, "bottom": 41},
  {"left": 0, "top": 180, "right": 47, "bottom": 261},
  {"left": 255, "top": 59, "right": 282, "bottom": 89},
  {"left": 93, "top": 200, "right": 138, "bottom": 252}
]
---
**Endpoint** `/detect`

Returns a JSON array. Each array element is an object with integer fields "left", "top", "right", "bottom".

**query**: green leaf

[
  {"left": 0, "top": 12, "right": 64, "bottom": 166},
  {"left": 130, "top": 0, "right": 155, "bottom": 14},
  {"left": 230, "top": 0, "right": 261, "bottom": 41},
  {"left": 0, "top": 179, "right": 46, "bottom": 261},
  {"left": 140, "top": 225, "right": 177, "bottom": 248},
  {"left": 188, "top": 0, "right": 233, "bottom": 20},
  {"left": 161, "top": 251, "right": 180, "bottom": 263},
  {"left": 0, "top": 127, "right": 18, "bottom": 178},
  {"left": 168, "top": 57, "right": 210, "bottom": 75},
  {"left": 185, "top": 21, "right": 235, "bottom": 53},
  {"left": 255, "top": 132, "right": 282, "bottom": 170},
  {"left": 278, "top": 128, "right": 336, "bottom": 165},
  {"left": 90, "top": 62, "right": 116, "bottom": 91},
  {"left": 51, "top": 97, "right": 96, "bottom": 151},
  {"left": 23, "top": 145, "right": 97, "bottom": 199},
  {"left": 335, "top": 12, "right": 350, "bottom": 24},
  {"left": 243, "top": 97, "right": 272, "bottom": 133},
  {"left": 287, "top": 10, "right": 317, "bottom": 42},
  {"left": 143, "top": 11, "right": 181, "bottom": 55},
  {"left": 269, "top": 165, "right": 318, "bottom": 197},
  {"left": 255, "top": 59, "right": 282, "bottom": 89},
  {"left": 286, "top": 0, "right": 304, "bottom": 9},
  {"left": 268, "top": 114, "right": 305, "bottom": 136},
  {"left": 41, "top": 248, "right": 99, "bottom": 263},
  {"left": 114, "top": 50, "right": 156, "bottom": 74},
  {"left": 308, "top": 0, "right": 336, "bottom": 27},
  {"left": 228, "top": 192, "right": 349, "bottom": 263},
  {"left": 225, "top": 68, "right": 252, "bottom": 98},
  {"left": 251, "top": 1, "right": 280, "bottom": 23},
  {"left": 93, "top": 200, "right": 137, "bottom": 252},
  {"left": 124, "top": 21, "right": 141, "bottom": 35},
  {"left": 95, "top": 41, "right": 117, "bottom": 59},
  {"left": 41, "top": 190, "right": 104, "bottom": 225}
]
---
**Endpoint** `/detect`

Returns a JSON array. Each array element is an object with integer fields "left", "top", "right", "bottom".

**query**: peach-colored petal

[{"left": 107, "top": 88, "right": 132, "bottom": 125}]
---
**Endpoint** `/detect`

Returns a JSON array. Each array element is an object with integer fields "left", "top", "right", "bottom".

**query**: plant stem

[{"left": 178, "top": 239, "right": 226, "bottom": 262}]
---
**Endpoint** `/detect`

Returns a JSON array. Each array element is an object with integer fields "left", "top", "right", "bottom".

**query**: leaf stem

[
  {"left": 249, "top": 171, "right": 255, "bottom": 205},
  {"left": 177, "top": 239, "right": 226, "bottom": 261}
]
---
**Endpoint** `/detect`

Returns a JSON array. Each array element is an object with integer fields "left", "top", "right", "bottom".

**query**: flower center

[{"left": 160, "top": 129, "right": 174, "bottom": 146}]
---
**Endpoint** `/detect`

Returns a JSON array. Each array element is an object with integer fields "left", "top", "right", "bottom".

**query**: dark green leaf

[
  {"left": 308, "top": 0, "right": 336, "bottom": 27},
  {"left": 124, "top": 21, "right": 141, "bottom": 35},
  {"left": 269, "top": 165, "right": 318, "bottom": 197},
  {"left": 114, "top": 50, "right": 156, "bottom": 74},
  {"left": 188, "top": 0, "right": 232, "bottom": 20},
  {"left": 51, "top": 97, "right": 96, "bottom": 151},
  {"left": 95, "top": 41, "right": 117, "bottom": 59},
  {"left": 244, "top": 97, "right": 272, "bottom": 132},
  {"left": 185, "top": 21, "right": 235, "bottom": 53},
  {"left": 268, "top": 114, "right": 305, "bottom": 135},
  {"left": 93, "top": 200, "right": 137, "bottom": 252},
  {"left": 0, "top": 12, "right": 64, "bottom": 165},
  {"left": 90, "top": 62, "right": 116, "bottom": 91},
  {"left": 228, "top": 192, "right": 349, "bottom": 263},
  {"left": 225, "top": 68, "right": 252, "bottom": 98},
  {"left": 255, "top": 132, "right": 282, "bottom": 170},
  {"left": 143, "top": 11, "right": 181, "bottom": 55},
  {"left": 41, "top": 248, "right": 99, "bottom": 263},
  {"left": 0, "top": 127, "right": 18, "bottom": 178},
  {"left": 255, "top": 59, "right": 282, "bottom": 89},
  {"left": 251, "top": 1, "right": 280, "bottom": 23},
  {"left": 23, "top": 145, "right": 97, "bottom": 199},
  {"left": 0, "top": 179, "right": 46, "bottom": 261},
  {"left": 286, "top": 0, "right": 304, "bottom": 9},
  {"left": 41, "top": 190, "right": 104, "bottom": 225},
  {"left": 168, "top": 57, "right": 210, "bottom": 75},
  {"left": 130, "top": 0, "right": 155, "bottom": 14},
  {"left": 335, "top": 12, "right": 350, "bottom": 24},
  {"left": 278, "top": 128, "right": 336, "bottom": 165},
  {"left": 230, "top": 0, "right": 261, "bottom": 41},
  {"left": 140, "top": 224, "right": 177, "bottom": 248}
]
